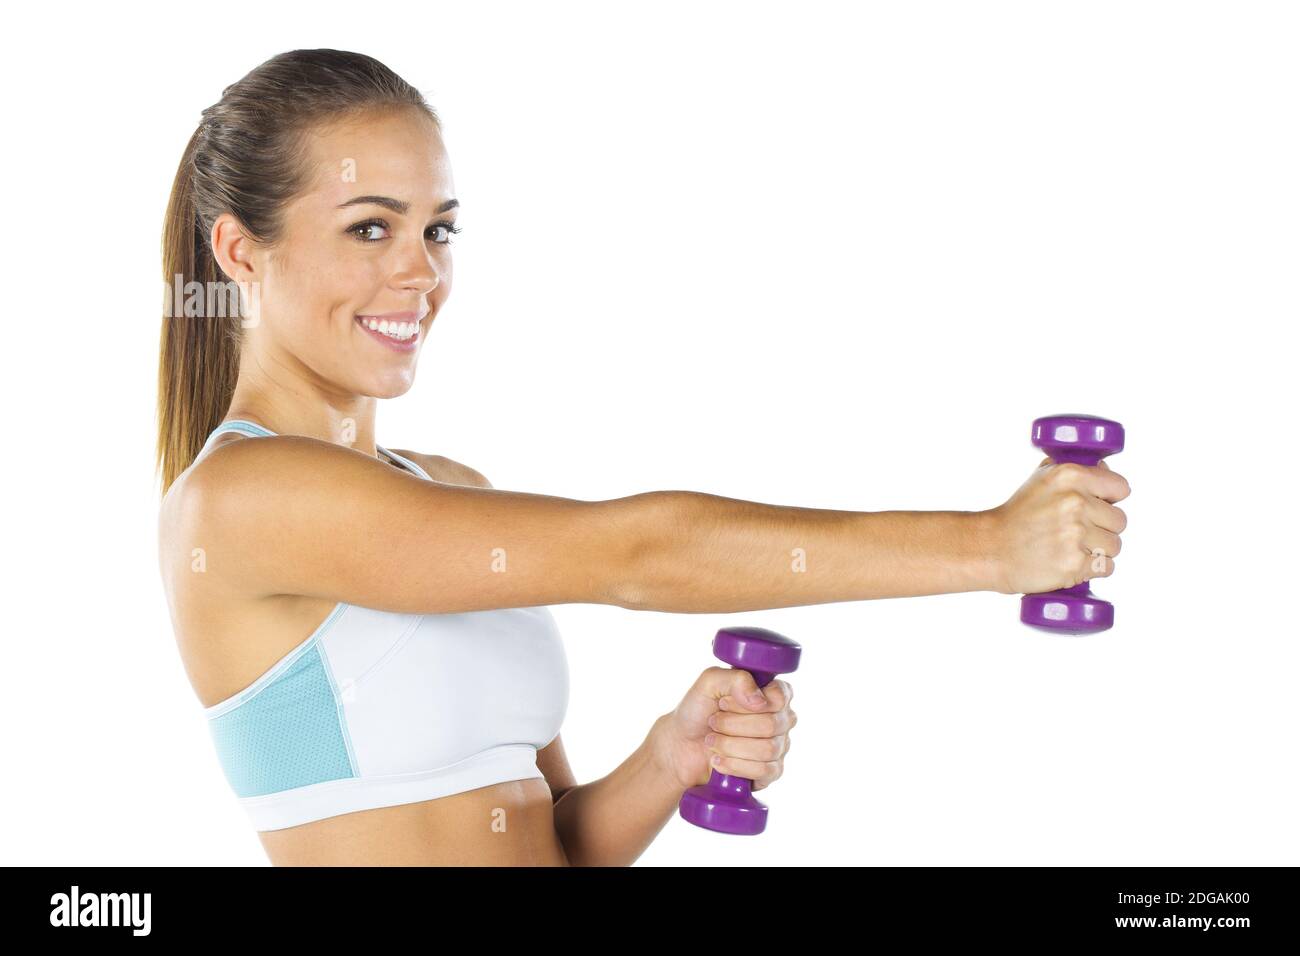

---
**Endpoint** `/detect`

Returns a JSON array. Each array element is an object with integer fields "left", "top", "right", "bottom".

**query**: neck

[{"left": 224, "top": 361, "right": 383, "bottom": 459}]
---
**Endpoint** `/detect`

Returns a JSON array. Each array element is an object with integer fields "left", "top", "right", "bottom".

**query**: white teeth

[{"left": 359, "top": 316, "right": 419, "bottom": 340}]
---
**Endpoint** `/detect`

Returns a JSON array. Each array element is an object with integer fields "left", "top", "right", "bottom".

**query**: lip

[
  {"left": 357, "top": 310, "right": 426, "bottom": 322},
  {"left": 354, "top": 313, "right": 423, "bottom": 353}
]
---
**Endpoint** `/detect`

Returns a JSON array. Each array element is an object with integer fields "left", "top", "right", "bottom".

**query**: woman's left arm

[{"left": 551, "top": 672, "right": 796, "bottom": 867}]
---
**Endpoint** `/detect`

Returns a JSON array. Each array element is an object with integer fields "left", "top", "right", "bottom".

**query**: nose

[{"left": 389, "top": 242, "right": 442, "bottom": 297}]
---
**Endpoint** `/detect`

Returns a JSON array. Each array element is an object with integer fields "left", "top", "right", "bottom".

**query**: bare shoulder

[
  {"left": 389, "top": 449, "right": 493, "bottom": 489},
  {"left": 159, "top": 432, "right": 328, "bottom": 557}
]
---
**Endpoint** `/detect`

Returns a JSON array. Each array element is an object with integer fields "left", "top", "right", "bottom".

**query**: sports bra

[{"left": 193, "top": 419, "right": 569, "bottom": 832}]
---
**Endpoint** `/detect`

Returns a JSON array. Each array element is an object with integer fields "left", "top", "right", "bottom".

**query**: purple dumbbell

[
  {"left": 678, "top": 626, "right": 802, "bottom": 835},
  {"left": 1019, "top": 414, "right": 1126, "bottom": 634}
]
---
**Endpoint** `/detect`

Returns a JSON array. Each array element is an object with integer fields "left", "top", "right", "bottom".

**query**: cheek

[{"left": 286, "top": 257, "right": 380, "bottom": 322}]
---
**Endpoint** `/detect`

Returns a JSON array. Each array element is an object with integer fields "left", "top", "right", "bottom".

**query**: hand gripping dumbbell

[
  {"left": 678, "top": 626, "right": 802, "bottom": 835},
  {"left": 1019, "top": 413, "right": 1126, "bottom": 634}
]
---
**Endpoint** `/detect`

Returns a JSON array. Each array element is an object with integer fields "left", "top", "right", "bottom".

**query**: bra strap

[
  {"left": 196, "top": 419, "right": 277, "bottom": 461},
  {"left": 206, "top": 419, "right": 277, "bottom": 442},
  {"left": 377, "top": 444, "right": 432, "bottom": 481}
]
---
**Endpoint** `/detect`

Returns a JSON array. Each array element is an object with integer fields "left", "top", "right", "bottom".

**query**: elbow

[{"left": 601, "top": 491, "right": 682, "bottom": 611}]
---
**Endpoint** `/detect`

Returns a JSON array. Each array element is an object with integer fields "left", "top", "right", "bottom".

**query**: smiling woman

[
  {"left": 155, "top": 48, "right": 1123, "bottom": 868},
  {"left": 156, "top": 50, "right": 592, "bottom": 867}
]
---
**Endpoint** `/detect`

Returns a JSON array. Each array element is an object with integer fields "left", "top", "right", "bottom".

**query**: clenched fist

[{"left": 985, "top": 457, "right": 1131, "bottom": 595}]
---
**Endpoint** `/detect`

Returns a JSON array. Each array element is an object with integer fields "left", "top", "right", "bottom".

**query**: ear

[
  {"left": 210, "top": 212, "right": 259, "bottom": 287},
  {"left": 210, "top": 212, "right": 263, "bottom": 326}
]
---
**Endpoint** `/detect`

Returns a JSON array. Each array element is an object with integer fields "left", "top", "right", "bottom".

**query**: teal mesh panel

[{"left": 207, "top": 644, "right": 355, "bottom": 797}]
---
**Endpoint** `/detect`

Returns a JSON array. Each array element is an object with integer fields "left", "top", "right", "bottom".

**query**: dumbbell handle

[{"left": 1051, "top": 439, "right": 1107, "bottom": 605}]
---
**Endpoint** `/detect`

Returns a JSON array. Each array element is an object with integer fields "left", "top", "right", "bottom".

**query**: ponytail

[{"left": 156, "top": 126, "right": 240, "bottom": 494}]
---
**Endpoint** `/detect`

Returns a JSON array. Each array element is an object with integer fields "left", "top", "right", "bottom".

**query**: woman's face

[{"left": 243, "top": 108, "right": 456, "bottom": 399}]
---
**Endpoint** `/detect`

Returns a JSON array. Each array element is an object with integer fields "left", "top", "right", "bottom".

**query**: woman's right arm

[{"left": 170, "top": 436, "right": 1128, "bottom": 615}]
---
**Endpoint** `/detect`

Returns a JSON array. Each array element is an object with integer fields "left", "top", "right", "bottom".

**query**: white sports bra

[{"left": 193, "top": 419, "right": 569, "bottom": 832}]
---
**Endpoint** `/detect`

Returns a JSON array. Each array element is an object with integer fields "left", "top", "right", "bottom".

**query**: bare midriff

[{"left": 256, "top": 776, "right": 570, "bottom": 866}]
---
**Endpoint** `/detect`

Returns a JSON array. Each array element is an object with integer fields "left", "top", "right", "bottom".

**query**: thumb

[{"left": 716, "top": 669, "right": 769, "bottom": 711}]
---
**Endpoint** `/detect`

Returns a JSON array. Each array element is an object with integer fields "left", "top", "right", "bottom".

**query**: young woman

[{"left": 156, "top": 49, "right": 1129, "bottom": 866}]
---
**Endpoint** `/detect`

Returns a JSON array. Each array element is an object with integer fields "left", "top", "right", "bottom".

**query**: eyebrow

[{"left": 337, "top": 195, "right": 460, "bottom": 215}]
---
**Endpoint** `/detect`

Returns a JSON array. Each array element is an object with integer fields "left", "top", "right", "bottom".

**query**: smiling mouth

[{"left": 355, "top": 314, "right": 422, "bottom": 351}]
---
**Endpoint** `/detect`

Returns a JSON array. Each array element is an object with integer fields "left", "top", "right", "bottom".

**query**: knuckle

[
  {"left": 1052, "top": 462, "right": 1085, "bottom": 486},
  {"left": 1060, "top": 489, "right": 1087, "bottom": 516}
]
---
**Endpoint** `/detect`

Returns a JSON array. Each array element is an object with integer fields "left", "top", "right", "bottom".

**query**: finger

[
  {"left": 693, "top": 666, "right": 766, "bottom": 713},
  {"left": 1088, "top": 499, "right": 1127, "bottom": 534},
  {"left": 1080, "top": 464, "right": 1131, "bottom": 503},
  {"left": 711, "top": 709, "right": 790, "bottom": 738},
  {"left": 1083, "top": 527, "right": 1121, "bottom": 559},
  {"left": 719, "top": 676, "right": 784, "bottom": 713},
  {"left": 752, "top": 680, "right": 790, "bottom": 712},
  {"left": 706, "top": 750, "right": 782, "bottom": 785},
  {"left": 707, "top": 731, "right": 787, "bottom": 764},
  {"left": 749, "top": 744, "right": 790, "bottom": 792},
  {"left": 1081, "top": 550, "right": 1115, "bottom": 579},
  {"left": 778, "top": 679, "right": 793, "bottom": 706}
]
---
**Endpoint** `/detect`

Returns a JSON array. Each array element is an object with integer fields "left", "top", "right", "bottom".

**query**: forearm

[
  {"left": 618, "top": 491, "right": 1001, "bottom": 613},
  {"left": 551, "top": 716, "right": 682, "bottom": 867}
]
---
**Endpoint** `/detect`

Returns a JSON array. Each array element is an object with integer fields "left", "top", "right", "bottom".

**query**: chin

[{"left": 366, "top": 373, "right": 417, "bottom": 399}]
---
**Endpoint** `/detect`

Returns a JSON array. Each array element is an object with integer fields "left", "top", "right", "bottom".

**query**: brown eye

[
  {"left": 348, "top": 220, "right": 389, "bottom": 242},
  {"left": 429, "top": 222, "right": 462, "bottom": 244}
]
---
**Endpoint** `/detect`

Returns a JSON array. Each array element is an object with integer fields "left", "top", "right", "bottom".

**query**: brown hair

[{"left": 156, "top": 49, "right": 438, "bottom": 494}]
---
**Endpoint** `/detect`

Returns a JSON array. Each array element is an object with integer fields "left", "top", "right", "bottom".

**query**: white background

[{"left": 1, "top": 0, "right": 1296, "bottom": 866}]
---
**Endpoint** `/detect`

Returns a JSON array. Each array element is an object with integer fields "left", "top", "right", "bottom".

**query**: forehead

[{"left": 298, "top": 109, "right": 454, "bottom": 208}]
